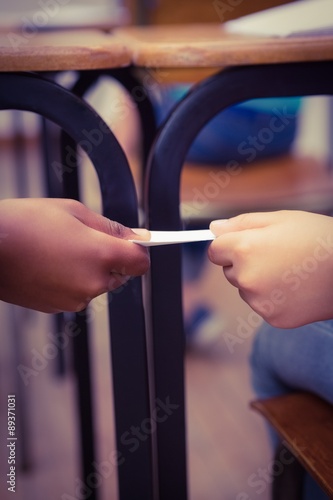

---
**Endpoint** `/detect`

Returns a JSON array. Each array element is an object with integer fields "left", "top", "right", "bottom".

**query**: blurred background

[{"left": 1, "top": 1, "right": 333, "bottom": 499}]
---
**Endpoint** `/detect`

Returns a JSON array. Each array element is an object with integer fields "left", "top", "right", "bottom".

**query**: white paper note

[{"left": 130, "top": 229, "right": 216, "bottom": 246}]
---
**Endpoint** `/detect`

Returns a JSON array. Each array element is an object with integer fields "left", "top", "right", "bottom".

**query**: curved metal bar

[
  {"left": 59, "top": 67, "right": 157, "bottom": 228},
  {"left": 0, "top": 72, "right": 154, "bottom": 500},
  {"left": 65, "top": 67, "right": 157, "bottom": 167},
  {"left": 0, "top": 71, "right": 137, "bottom": 223},
  {"left": 106, "top": 67, "right": 157, "bottom": 168},
  {"left": 145, "top": 60, "right": 333, "bottom": 500}
]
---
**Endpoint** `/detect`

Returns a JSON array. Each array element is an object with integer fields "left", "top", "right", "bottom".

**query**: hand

[
  {"left": 0, "top": 198, "right": 150, "bottom": 313},
  {"left": 208, "top": 210, "right": 333, "bottom": 328}
]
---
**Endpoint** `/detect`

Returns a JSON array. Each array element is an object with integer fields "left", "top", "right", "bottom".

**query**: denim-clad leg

[{"left": 250, "top": 320, "right": 333, "bottom": 499}]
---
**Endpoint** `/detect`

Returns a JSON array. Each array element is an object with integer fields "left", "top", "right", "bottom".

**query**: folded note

[{"left": 130, "top": 229, "right": 216, "bottom": 246}]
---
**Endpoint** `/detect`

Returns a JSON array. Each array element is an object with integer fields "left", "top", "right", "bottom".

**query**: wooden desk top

[
  {"left": 0, "top": 24, "right": 332, "bottom": 75},
  {"left": 0, "top": 30, "right": 131, "bottom": 72},
  {"left": 115, "top": 23, "right": 333, "bottom": 68}
]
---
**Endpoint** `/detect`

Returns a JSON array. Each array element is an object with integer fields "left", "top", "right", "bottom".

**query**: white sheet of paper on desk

[
  {"left": 130, "top": 229, "right": 216, "bottom": 246},
  {"left": 223, "top": 0, "right": 333, "bottom": 38}
]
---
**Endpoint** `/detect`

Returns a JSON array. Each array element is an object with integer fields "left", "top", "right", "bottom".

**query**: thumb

[
  {"left": 210, "top": 212, "right": 274, "bottom": 236},
  {"left": 71, "top": 202, "right": 149, "bottom": 241}
]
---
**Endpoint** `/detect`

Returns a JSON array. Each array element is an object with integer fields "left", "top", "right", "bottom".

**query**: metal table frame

[{"left": 2, "top": 58, "right": 333, "bottom": 500}]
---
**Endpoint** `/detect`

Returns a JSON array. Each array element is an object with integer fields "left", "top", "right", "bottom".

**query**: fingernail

[
  {"left": 131, "top": 228, "right": 151, "bottom": 239},
  {"left": 210, "top": 219, "right": 228, "bottom": 233}
]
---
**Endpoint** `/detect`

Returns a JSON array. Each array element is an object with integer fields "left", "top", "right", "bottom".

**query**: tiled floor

[{"left": 0, "top": 83, "right": 331, "bottom": 500}]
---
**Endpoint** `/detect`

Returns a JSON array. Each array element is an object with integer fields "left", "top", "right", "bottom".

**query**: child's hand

[
  {"left": 208, "top": 210, "right": 333, "bottom": 328},
  {"left": 0, "top": 198, "right": 150, "bottom": 313}
]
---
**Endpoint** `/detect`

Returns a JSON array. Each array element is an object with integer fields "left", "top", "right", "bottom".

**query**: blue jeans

[{"left": 250, "top": 320, "right": 333, "bottom": 499}]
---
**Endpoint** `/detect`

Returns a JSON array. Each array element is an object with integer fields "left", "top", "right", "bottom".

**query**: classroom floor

[{"left": 0, "top": 82, "right": 331, "bottom": 500}]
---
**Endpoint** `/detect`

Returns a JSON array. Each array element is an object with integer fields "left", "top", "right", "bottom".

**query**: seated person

[{"left": 251, "top": 320, "right": 332, "bottom": 500}]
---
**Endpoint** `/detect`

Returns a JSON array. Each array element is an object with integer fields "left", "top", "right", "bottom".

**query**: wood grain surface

[
  {"left": 114, "top": 24, "right": 333, "bottom": 68},
  {"left": 1, "top": 23, "right": 332, "bottom": 72},
  {"left": 251, "top": 392, "right": 333, "bottom": 498},
  {"left": 0, "top": 30, "right": 131, "bottom": 72}
]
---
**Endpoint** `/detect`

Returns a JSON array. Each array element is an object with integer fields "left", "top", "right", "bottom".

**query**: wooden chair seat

[
  {"left": 180, "top": 154, "right": 333, "bottom": 222},
  {"left": 251, "top": 392, "right": 333, "bottom": 498}
]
